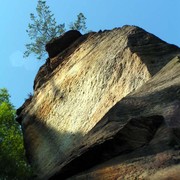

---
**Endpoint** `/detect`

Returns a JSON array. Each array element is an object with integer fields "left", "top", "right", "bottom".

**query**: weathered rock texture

[
  {"left": 62, "top": 56, "right": 180, "bottom": 180},
  {"left": 17, "top": 25, "right": 180, "bottom": 179}
]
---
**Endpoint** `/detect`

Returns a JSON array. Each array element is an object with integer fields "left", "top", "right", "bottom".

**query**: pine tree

[{"left": 24, "top": 0, "right": 87, "bottom": 60}]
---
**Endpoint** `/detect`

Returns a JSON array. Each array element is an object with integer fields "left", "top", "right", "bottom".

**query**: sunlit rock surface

[
  {"left": 64, "top": 56, "right": 180, "bottom": 180},
  {"left": 17, "top": 25, "right": 180, "bottom": 179}
]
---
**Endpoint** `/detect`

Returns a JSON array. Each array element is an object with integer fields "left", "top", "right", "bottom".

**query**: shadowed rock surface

[
  {"left": 45, "top": 30, "right": 82, "bottom": 58},
  {"left": 16, "top": 25, "right": 180, "bottom": 179}
]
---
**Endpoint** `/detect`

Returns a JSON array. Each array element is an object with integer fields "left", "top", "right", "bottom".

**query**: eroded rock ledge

[{"left": 16, "top": 25, "right": 180, "bottom": 179}]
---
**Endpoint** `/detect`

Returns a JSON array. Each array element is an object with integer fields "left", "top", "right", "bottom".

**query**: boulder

[
  {"left": 61, "top": 56, "right": 180, "bottom": 179},
  {"left": 16, "top": 25, "right": 180, "bottom": 179},
  {"left": 45, "top": 30, "right": 82, "bottom": 58}
]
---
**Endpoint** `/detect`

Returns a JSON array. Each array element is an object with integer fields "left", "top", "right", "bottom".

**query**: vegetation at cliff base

[
  {"left": 24, "top": 0, "right": 87, "bottom": 60},
  {"left": 0, "top": 88, "right": 32, "bottom": 179}
]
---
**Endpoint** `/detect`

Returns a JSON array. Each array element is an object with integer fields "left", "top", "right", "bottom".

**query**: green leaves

[
  {"left": 24, "top": 0, "right": 66, "bottom": 60},
  {"left": 0, "top": 88, "right": 32, "bottom": 179},
  {"left": 0, "top": 88, "right": 10, "bottom": 104},
  {"left": 70, "top": 13, "right": 87, "bottom": 32},
  {"left": 24, "top": 0, "right": 87, "bottom": 60}
]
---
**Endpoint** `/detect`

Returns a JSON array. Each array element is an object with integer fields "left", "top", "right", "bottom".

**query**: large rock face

[{"left": 17, "top": 26, "right": 180, "bottom": 179}]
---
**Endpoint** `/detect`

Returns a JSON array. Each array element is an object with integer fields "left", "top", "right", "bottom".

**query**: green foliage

[
  {"left": 0, "top": 88, "right": 10, "bottom": 104},
  {"left": 0, "top": 88, "right": 32, "bottom": 180},
  {"left": 24, "top": 0, "right": 66, "bottom": 60},
  {"left": 69, "top": 13, "right": 87, "bottom": 32},
  {"left": 24, "top": 0, "right": 87, "bottom": 60}
]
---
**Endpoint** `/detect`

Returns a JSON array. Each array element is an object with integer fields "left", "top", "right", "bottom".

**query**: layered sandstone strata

[{"left": 17, "top": 26, "right": 180, "bottom": 179}]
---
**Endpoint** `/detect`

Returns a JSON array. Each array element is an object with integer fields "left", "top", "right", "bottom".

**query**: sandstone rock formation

[{"left": 17, "top": 26, "right": 180, "bottom": 179}]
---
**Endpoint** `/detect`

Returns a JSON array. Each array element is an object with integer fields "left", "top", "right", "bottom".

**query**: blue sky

[{"left": 0, "top": 0, "right": 180, "bottom": 108}]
